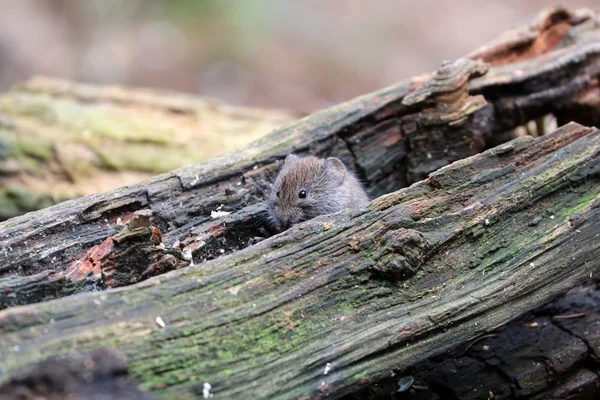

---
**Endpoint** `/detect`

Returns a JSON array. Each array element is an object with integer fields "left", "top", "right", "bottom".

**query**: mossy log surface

[
  {"left": 0, "top": 6, "right": 599, "bottom": 400},
  {"left": 0, "top": 121, "right": 599, "bottom": 399},
  {"left": 1, "top": 6, "right": 600, "bottom": 312},
  {"left": 0, "top": 77, "right": 299, "bottom": 220}
]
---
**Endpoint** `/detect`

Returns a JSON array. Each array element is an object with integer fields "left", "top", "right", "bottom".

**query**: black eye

[
  {"left": 276, "top": 191, "right": 280, "bottom": 198},
  {"left": 299, "top": 190, "right": 307, "bottom": 199}
]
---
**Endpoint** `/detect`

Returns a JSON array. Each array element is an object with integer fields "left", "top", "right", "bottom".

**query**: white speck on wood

[
  {"left": 182, "top": 248, "right": 193, "bottom": 261},
  {"left": 228, "top": 285, "right": 242, "bottom": 296},
  {"left": 211, "top": 210, "right": 232, "bottom": 219},
  {"left": 155, "top": 316, "right": 166, "bottom": 328},
  {"left": 203, "top": 382, "right": 213, "bottom": 398}
]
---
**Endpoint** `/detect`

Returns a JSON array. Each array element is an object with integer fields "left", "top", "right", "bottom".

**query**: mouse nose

[
  {"left": 279, "top": 220, "right": 290, "bottom": 231},
  {"left": 278, "top": 216, "right": 292, "bottom": 232}
]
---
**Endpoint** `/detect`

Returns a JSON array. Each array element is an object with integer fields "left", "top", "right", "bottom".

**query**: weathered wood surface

[
  {"left": 0, "top": 76, "right": 299, "bottom": 220},
  {"left": 4, "top": 283, "right": 598, "bottom": 400},
  {"left": 1, "top": 6, "right": 600, "bottom": 312},
  {"left": 343, "top": 281, "right": 600, "bottom": 400},
  {"left": 0, "top": 121, "right": 598, "bottom": 399}
]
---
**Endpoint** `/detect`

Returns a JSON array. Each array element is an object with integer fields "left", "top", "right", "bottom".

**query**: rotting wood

[
  {"left": 342, "top": 281, "right": 600, "bottom": 400},
  {"left": 0, "top": 121, "right": 598, "bottom": 399},
  {"left": 1, "top": 6, "right": 600, "bottom": 312}
]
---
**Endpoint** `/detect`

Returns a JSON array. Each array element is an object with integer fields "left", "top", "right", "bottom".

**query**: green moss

[
  {"left": 558, "top": 190, "right": 599, "bottom": 218},
  {"left": 2, "top": 93, "right": 178, "bottom": 144},
  {"left": 350, "top": 370, "right": 369, "bottom": 381},
  {"left": 97, "top": 144, "right": 208, "bottom": 173},
  {"left": 12, "top": 138, "right": 53, "bottom": 161}
]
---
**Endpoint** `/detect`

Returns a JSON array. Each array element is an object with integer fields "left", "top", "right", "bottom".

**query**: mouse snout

[
  {"left": 275, "top": 214, "right": 292, "bottom": 232},
  {"left": 273, "top": 208, "right": 299, "bottom": 232},
  {"left": 279, "top": 218, "right": 292, "bottom": 231}
]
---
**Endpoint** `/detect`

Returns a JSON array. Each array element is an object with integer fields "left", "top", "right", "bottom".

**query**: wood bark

[
  {"left": 1, "top": 121, "right": 598, "bottom": 399},
  {"left": 0, "top": 6, "right": 599, "bottom": 400}
]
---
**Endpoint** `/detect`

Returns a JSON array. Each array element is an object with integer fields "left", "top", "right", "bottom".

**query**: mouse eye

[
  {"left": 298, "top": 190, "right": 307, "bottom": 199},
  {"left": 276, "top": 191, "right": 280, "bottom": 198}
]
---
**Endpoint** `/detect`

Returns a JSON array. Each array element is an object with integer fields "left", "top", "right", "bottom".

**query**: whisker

[{"left": 235, "top": 167, "right": 269, "bottom": 197}]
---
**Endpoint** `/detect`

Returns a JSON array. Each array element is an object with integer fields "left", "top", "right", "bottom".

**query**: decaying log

[
  {"left": 1, "top": 6, "right": 600, "bottom": 312},
  {"left": 0, "top": 77, "right": 298, "bottom": 220},
  {"left": 4, "top": 283, "right": 597, "bottom": 400},
  {"left": 342, "top": 281, "right": 600, "bottom": 400},
  {"left": 0, "top": 121, "right": 598, "bottom": 399},
  {"left": 0, "top": 6, "right": 600, "bottom": 400}
]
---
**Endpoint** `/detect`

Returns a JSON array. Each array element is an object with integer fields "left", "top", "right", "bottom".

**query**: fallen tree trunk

[
  {"left": 1, "top": 6, "right": 600, "bottom": 400},
  {"left": 0, "top": 77, "right": 299, "bottom": 221},
  {"left": 0, "top": 121, "right": 598, "bottom": 399},
  {"left": 3, "top": 282, "right": 598, "bottom": 400},
  {"left": 1, "top": 6, "right": 600, "bottom": 311}
]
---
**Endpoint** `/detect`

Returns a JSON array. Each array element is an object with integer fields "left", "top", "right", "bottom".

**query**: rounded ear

[
  {"left": 284, "top": 154, "right": 299, "bottom": 165},
  {"left": 324, "top": 157, "right": 347, "bottom": 185}
]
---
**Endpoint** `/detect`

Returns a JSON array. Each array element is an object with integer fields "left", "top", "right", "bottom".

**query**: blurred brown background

[{"left": 0, "top": 0, "right": 597, "bottom": 114}]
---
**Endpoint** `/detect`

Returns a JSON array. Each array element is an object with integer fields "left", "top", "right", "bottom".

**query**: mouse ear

[
  {"left": 324, "top": 157, "right": 347, "bottom": 185},
  {"left": 284, "top": 154, "right": 299, "bottom": 165}
]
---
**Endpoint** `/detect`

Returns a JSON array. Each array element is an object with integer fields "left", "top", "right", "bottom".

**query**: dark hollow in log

[{"left": 0, "top": 121, "right": 598, "bottom": 399}]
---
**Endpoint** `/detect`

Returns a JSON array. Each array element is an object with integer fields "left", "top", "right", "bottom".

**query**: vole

[{"left": 264, "top": 154, "right": 369, "bottom": 232}]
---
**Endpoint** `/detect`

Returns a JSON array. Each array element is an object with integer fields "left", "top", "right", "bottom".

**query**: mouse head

[{"left": 266, "top": 154, "right": 347, "bottom": 232}]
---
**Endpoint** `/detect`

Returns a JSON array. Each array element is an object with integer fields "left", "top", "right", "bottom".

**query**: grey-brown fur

[{"left": 265, "top": 154, "right": 369, "bottom": 232}]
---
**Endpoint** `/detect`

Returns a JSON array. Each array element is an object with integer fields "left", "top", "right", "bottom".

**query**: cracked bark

[{"left": 0, "top": 5, "right": 599, "bottom": 400}]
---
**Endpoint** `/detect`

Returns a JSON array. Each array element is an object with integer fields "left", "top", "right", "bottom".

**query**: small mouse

[{"left": 264, "top": 154, "right": 369, "bottom": 232}]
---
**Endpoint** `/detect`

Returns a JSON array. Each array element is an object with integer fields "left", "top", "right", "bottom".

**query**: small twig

[
  {"left": 552, "top": 312, "right": 587, "bottom": 320},
  {"left": 462, "top": 333, "right": 500, "bottom": 354}
]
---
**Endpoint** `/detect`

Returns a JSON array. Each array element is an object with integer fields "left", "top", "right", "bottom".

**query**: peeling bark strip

[
  {"left": 0, "top": 122, "right": 598, "bottom": 399},
  {"left": 1, "top": 6, "right": 600, "bottom": 311}
]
